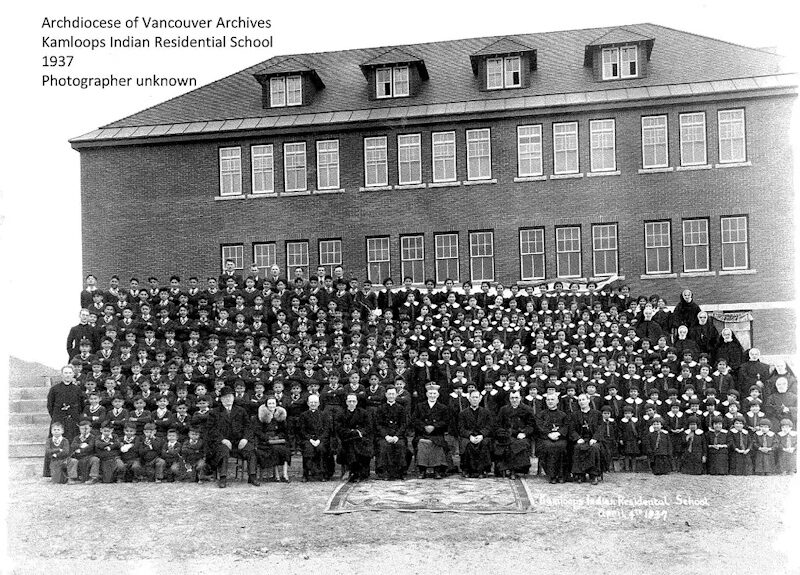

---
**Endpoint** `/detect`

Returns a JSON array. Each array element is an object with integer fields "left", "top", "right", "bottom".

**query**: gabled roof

[
  {"left": 470, "top": 37, "right": 537, "bottom": 74},
  {"left": 252, "top": 57, "right": 325, "bottom": 89},
  {"left": 584, "top": 27, "right": 655, "bottom": 66},
  {"left": 359, "top": 47, "right": 429, "bottom": 80},
  {"left": 83, "top": 23, "right": 789, "bottom": 135}
]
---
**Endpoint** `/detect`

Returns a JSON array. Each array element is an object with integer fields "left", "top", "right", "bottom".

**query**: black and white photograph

[{"left": 2, "top": 1, "right": 798, "bottom": 573}]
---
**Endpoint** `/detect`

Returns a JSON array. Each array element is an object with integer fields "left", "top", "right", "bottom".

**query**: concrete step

[
  {"left": 9, "top": 386, "right": 50, "bottom": 401},
  {"left": 8, "top": 424, "right": 48, "bottom": 443},
  {"left": 9, "top": 375, "right": 53, "bottom": 389},
  {"left": 10, "top": 400, "right": 50, "bottom": 414},
  {"left": 10, "top": 443, "right": 45, "bottom": 458},
  {"left": 10, "top": 413, "right": 52, "bottom": 426}
]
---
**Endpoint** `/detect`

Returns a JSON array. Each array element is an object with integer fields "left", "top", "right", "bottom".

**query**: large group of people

[{"left": 47, "top": 262, "right": 797, "bottom": 487}]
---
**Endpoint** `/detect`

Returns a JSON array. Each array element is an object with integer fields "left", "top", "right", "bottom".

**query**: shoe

[
  {"left": 591, "top": 477, "right": 599, "bottom": 486},
  {"left": 549, "top": 478, "right": 557, "bottom": 484},
  {"left": 510, "top": 473, "right": 518, "bottom": 480},
  {"left": 556, "top": 477, "right": 565, "bottom": 483},
  {"left": 418, "top": 472, "right": 426, "bottom": 479},
  {"left": 280, "top": 476, "right": 290, "bottom": 483},
  {"left": 154, "top": 479, "right": 162, "bottom": 484},
  {"left": 301, "top": 476, "right": 309, "bottom": 483},
  {"left": 248, "top": 475, "right": 261, "bottom": 487},
  {"left": 434, "top": 472, "right": 443, "bottom": 480},
  {"left": 218, "top": 477, "right": 227, "bottom": 488},
  {"left": 84, "top": 478, "right": 99, "bottom": 485},
  {"left": 68, "top": 478, "right": 81, "bottom": 485},
  {"left": 479, "top": 473, "right": 488, "bottom": 479}
]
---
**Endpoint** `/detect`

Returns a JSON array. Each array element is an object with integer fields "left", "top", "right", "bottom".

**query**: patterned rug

[{"left": 324, "top": 476, "right": 534, "bottom": 514}]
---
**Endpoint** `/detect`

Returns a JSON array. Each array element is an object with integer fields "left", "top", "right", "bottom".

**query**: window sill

[
  {"left": 514, "top": 175, "right": 547, "bottom": 182},
  {"left": 638, "top": 167, "right": 673, "bottom": 174},
  {"left": 718, "top": 269, "right": 756, "bottom": 275},
  {"left": 394, "top": 183, "right": 427, "bottom": 190},
  {"left": 550, "top": 173, "right": 584, "bottom": 180},
  {"left": 214, "top": 195, "right": 246, "bottom": 201},
  {"left": 281, "top": 190, "right": 310, "bottom": 197},
  {"left": 462, "top": 179, "right": 498, "bottom": 186},
  {"left": 555, "top": 276, "right": 587, "bottom": 283},
  {"left": 246, "top": 193, "right": 277, "bottom": 199},
  {"left": 314, "top": 188, "right": 345, "bottom": 195},
  {"left": 715, "top": 161, "right": 752, "bottom": 169},
  {"left": 640, "top": 273, "right": 678, "bottom": 280},
  {"left": 680, "top": 271, "right": 716, "bottom": 278},
  {"left": 587, "top": 170, "right": 620, "bottom": 178},
  {"left": 428, "top": 181, "right": 461, "bottom": 188},
  {"left": 359, "top": 185, "right": 393, "bottom": 192},
  {"left": 676, "top": 164, "right": 712, "bottom": 171},
  {"left": 590, "top": 275, "right": 625, "bottom": 282}
]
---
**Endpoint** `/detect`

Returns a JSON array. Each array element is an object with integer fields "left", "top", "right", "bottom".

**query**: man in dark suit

[{"left": 207, "top": 386, "right": 258, "bottom": 487}]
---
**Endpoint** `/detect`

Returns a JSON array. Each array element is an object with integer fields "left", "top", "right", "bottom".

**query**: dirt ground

[{"left": 5, "top": 460, "right": 800, "bottom": 575}]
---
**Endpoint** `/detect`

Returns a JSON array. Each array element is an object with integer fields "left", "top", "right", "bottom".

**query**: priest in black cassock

[
  {"left": 535, "top": 394, "right": 569, "bottom": 484},
  {"left": 495, "top": 390, "right": 536, "bottom": 478}
]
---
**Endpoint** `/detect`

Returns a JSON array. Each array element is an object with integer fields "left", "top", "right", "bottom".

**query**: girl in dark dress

[
  {"left": 705, "top": 416, "right": 729, "bottom": 475},
  {"left": 727, "top": 416, "right": 752, "bottom": 475},
  {"left": 680, "top": 416, "right": 706, "bottom": 474}
]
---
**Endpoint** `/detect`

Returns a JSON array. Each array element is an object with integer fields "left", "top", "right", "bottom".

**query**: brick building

[{"left": 71, "top": 24, "right": 796, "bottom": 354}]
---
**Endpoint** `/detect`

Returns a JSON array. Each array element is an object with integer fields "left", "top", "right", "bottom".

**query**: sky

[{"left": 0, "top": 0, "right": 797, "bottom": 370}]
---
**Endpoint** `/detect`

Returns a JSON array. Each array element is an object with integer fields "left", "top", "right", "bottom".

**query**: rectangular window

[
  {"left": 590, "top": 119, "right": 616, "bottom": 172},
  {"left": 520, "top": 228, "right": 545, "bottom": 281},
  {"left": 721, "top": 216, "right": 749, "bottom": 270},
  {"left": 253, "top": 242, "right": 276, "bottom": 270},
  {"left": 466, "top": 129, "right": 491, "bottom": 180},
  {"left": 270, "top": 76, "right": 301, "bottom": 107},
  {"left": 487, "top": 56, "right": 521, "bottom": 89},
  {"left": 219, "top": 147, "right": 242, "bottom": 196},
  {"left": 318, "top": 239, "right": 342, "bottom": 277},
  {"left": 286, "top": 241, "right": 309, "bottom": 279},
  {"left": 364, "top": 137, "right": 388, "bottom": 187},
  {"left": 221, "top": 244, "right": 244, "bottom": 271},
  {"left": 602, "top": 45, "right": 637, "bottom": 79},
  {"left": 286, "top": 76, "right": 302, "bottom": 106},
  {"left": 400, "top": 235, "right": 425, "bottom": 283},
  {"left": 367, "top": 237, "right": 391, "bottom": 283},
  {"left": 434, "top": 233, "right": 460, "bottom": 283},
  {"left": 283, "top": 143, "right": 307, "bottom": 192},
  {"left": 469, "top": 231, "right": 495, "bottom": 282},
  {"left": 553, "top": 122, "right": 579, "bottom": 174},
  {"left": 641, "top": 115, "right": 668, "bottom": 169},
  {"left": 316, "top": 140, "right": 340, "bottom": 190},
  {"left": 645, "top": 221, "right": 672, "bottom": 274},
  {"left": 397, "top": 134, "right": 422, "bottom": 185},
  {"left": 718, "top": 109, "right": 746, "bottom": 163},
  {"left": 517, "top": 125, "right": 543, "bottom": 177},
  {"left": 680, "top": 113, "right": 707, "bottom": 166},
  {"left": 592, "top": 224, "right": 618, "bottom": 277},
  {"left": 270, "top": 77, "right": 286, "bottom": 107},
  {"left": 432, "top": 132, "right": 456, "bottom": 182},
  {"left": 376, "top": 66, "right": 409, "bottom": 98},
  {"left": 682, "top": 219, "right": 710, "bottom": 272},
  {"left": 251, "top": 145, "right": 274, "bottom": 194},
  {"left": 556, "top": 226, "right": 582, "bottom": 278}
]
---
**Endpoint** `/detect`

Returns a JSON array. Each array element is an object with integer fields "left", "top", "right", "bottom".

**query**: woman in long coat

[{"left": 254, "top": 397, "right": 292, "bottom": 482}]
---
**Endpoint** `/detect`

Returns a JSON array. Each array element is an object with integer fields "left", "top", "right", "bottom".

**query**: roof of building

[{"left": 73, "top": 23, "right": 793, "bottom": 144}]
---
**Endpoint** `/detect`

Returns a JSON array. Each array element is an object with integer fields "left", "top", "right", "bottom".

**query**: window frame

[
  {"left": 682, "top": 218, "right": 710, "bottom": 272},
  {"left": 641, "top": 115, "right": 669, "bottom": 169},
  {"left": 592, "top": 223, "right": 619, "bottom": 277},
  {"left": 318, "top": 239, "right": 343, "bottom": 277},
  {"left": 285, "top": 241, "right": 310, "bottom": 279},
  {"left": 283, "top": 142, "right": 307, "bottom": 193},
  {"left": 555, "top": 226, "right": 582, "bottom": 278},
  {"left": 218, "top": 147, "right": 242, "bottom": 197},
  {"left": 434, "top": 233, "right": 460, "bottom": 283},
  {"left": 366, "top": 236, "right": 391, "bottom": 284},
  {"left": 466, "top": 128, "right": 492, "bottom": 181},
  {"left": 718, "top": 109, "right": 747, "bottom": 164},
  {"left": 252, "top": 242, "right": 277, "bottom": 270},
  {"left": 316, "top": 140, "right": 340, "bottom": 190},
  {"left": 364, "top": 136, "right": 389, "bottom": 187},
  {"left": 644, "top": 220, "right": 673, "bottom": 275},
  {"left": 486, "top": 56, "right": 521, "bottom": 89},
  {"left": 397, "top": 134, "right": 422, "bottom": 185},
  {"left": 519, "top": 227, "right": 546, "bottom": 281},
  {"left": 432, "top": 131, "right": 457, "bottom": 183},
  {"left": 269, "top": 75, "right": 302, "bottom": 108},
  {"left": 251, "top": 144, "right": 274, "bottom": 195},
  {"left": 376, "top": 66, "right": 409, "bottom": 99},
  {"left": 469, "top": 231, "right": 495, "bottom": 283},
  {"left": 720, "top": 216, "right": 750, "bottom": 270},
  {"left": 220, "top": 244, "right": 244, "bottom": 271},
  {"left": 553, "top": 122, "right": 579, "bottom": 175},
  {"left": 400, "top": 234, "right": 426, "bottom": 284},
  {"left": 679, "top": 112, "right": 707, "bottom": 167},
  {"left": 601, "top": 45, "right": 638, "bottom": 80},
  {"left": 589, "top": 119, "right": 616, "bottom": 172},
  {"left": 517, "top": 124, "right": 543, "bottom": 177}
]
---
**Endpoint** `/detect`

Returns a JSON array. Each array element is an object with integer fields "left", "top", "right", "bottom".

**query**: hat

[
  {"left": 143, "top": 422, "right": 157, "bottom": 430},
  {"left": 220, "top": 386, "right": 235, "bottom": 397},
  {"left": 425, "top": 382, "right": 441, "bottom": 392},
  {"left": 727, "top": 389, "right": 740, "bottom": 398},
  {"left": 759, "top": 418, "right": 772, "bottom": 427}
]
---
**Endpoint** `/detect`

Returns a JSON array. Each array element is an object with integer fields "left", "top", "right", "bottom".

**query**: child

[
  {"left": 643, "top": 415, "right": 671, "bottom": 475},
  {"left": 599, "top": 405, "right": 618, "bottom": 473},
  {"left": 126, "top": 396, "right": 153, "bottom": 435},
  {"left": 68, "top": 420, "right": 100, "bottom": 484},
  {"left": 727, "top": 415, "right": 753, "bottom": 475},
  {"left": 665, "top": 401, "right": 686, "bottom": 471},
  {"left": 95, "top": 422, "right": 125, "bottom": 483},
  {"left": 624, "top": 387, "right": 644, "bottom": 419},
  {"left": 776, "top": 419, "right": 797, "bottom": 474},
  {"left": 81, "top": 392, "right": 107, "bottom": 436},
  {"left": 705, "top": 416, "right": 729, "bottom": 475},
  {"left": 604, "top": 384, "right": 624, "bottom": 420},
  {"left": 119, "top": 422, "right": 142, "bottom": 482},
  {"left": 752, "top": 418, "right": 776, "bottom": 475},
  {"left": 181, "top": 426, "right": 209, "bottom": 481},
  {"left": 160, "top": 428, "right": 185, "bottom": 482},
  {"left": 617, "top": 405, "right": 640, "bottom": 472},
  {"left": 680, "top": 416, "right": 706, "bottom": 475},
  {"left": 44, "top": 422, "right": 71, "bottom": 484},
  {"left": 139, "top": 422, "right": 166, "bottom": 483}
]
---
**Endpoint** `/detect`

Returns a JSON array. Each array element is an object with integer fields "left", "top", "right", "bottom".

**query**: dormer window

[
  {"left": 270, "top": 75, "right": 303, "bottom": 107},
  {"left": 486, "top": 56, "right": 521, "bottom": 89},
  {"left": 602, "top": 45, "right": 638, "bottom": 79},
  {"left": 376, "top": 66, "right": 409, "bottom": 99}
]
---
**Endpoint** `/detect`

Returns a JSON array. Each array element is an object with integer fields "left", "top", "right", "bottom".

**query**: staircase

[{"left": 8, "top": 357, "right": 59, "bottom": 461}]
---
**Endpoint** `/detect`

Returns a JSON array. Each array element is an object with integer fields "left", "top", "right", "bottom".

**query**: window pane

[
  {"left": 219, "top": 147, "right": 242, "bottom": 196},
  {"left": 364, "top": 137, "right": 388, "bottom": 186},
  {"left": 556, "top": 227, "right": 581, "bottom": 277},
  {"left": 520, "top": 229, "right": 545, "bottom": 280},
  {"left": 393, "top": 67, "right": 409, "bottom": 97},
  {"left": 398, "top": 134, "right": 421, "bottom": 185},
  {"left": 286, "top": 242, "right": 309, "bottom": 279},
  {"left": 270, "top": 77, "right": 286, "bottom": 107},
  {"left": 432, "top": 132, "right": 456, "bottom": 182},
  {"left": 400, "top": 235, "right": 425, "bottom": 283},
  {"left": 645, "top": 222, "right": 672, "bottom": 274},
  {"left": 466, "top": 129, "right": 491, "bottom": 180},
  {"left": 284, "top": 143, "right": 307, "bottom": 192},
  {"left": 221, "top": 245, "right": 244, "bottom": 270},
  {"left": 721, "top": 216, "right": 748, "bottom": 270},
  {"left": 518, "top": 125, "right": 543, "bottom": 177},
  {"left": 469, "top": 232, "right": 494, "bottom": 282},
  {"left": 680, "top": 113, "right": 707, "bottom": 166},
  {"left": 316, "top": 140, "right": 339, "bottom": 190},
  {"left": 682, "top": 219, "right": 709, "bottom": 272},
  {"left": 434, "top": 233, "right": 459, "bottom": 283},
  {"left": 602, "top": 48, "right": 619, "bottom": 79},
  {"left": 367, "top": 237, "right": 391, "bottom": 283},
  {"left": 376, "top": 69, "right": 392, "bottom": 98},
  {"left": 642, "top": 116, "right": 668, "bottom": 168},
  {"left": 592, "top": 224, "right": 618, "bottom": 276},
  {"left": 252, "top": 145, "right": 274, "bottom": 194},
  {"left": 553, "top": 123, "right": 578, "bottom": 174},
  {"left": 620, "top": 46, "right": 638, "bottom": 77},
  {"left": 504, "top": 56, "right": 521, "bottom": 87},
  {"left": 318, "top": 240, "right": 342, "bottom": 277},
  {"left": 590, "top": 120, "right": 615, "bottom": 172},
  {"left": 486, "top": 58, "right": 503, "bottom": 89},
  {"left": 718, "top": 109, "right": 746, "bottom": 163},
  {"left": 286, "top": 76, "right": 302, "bottom": 106},
  {"left": 253, "top": 243, "right": 276, "bottom": 269}
]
